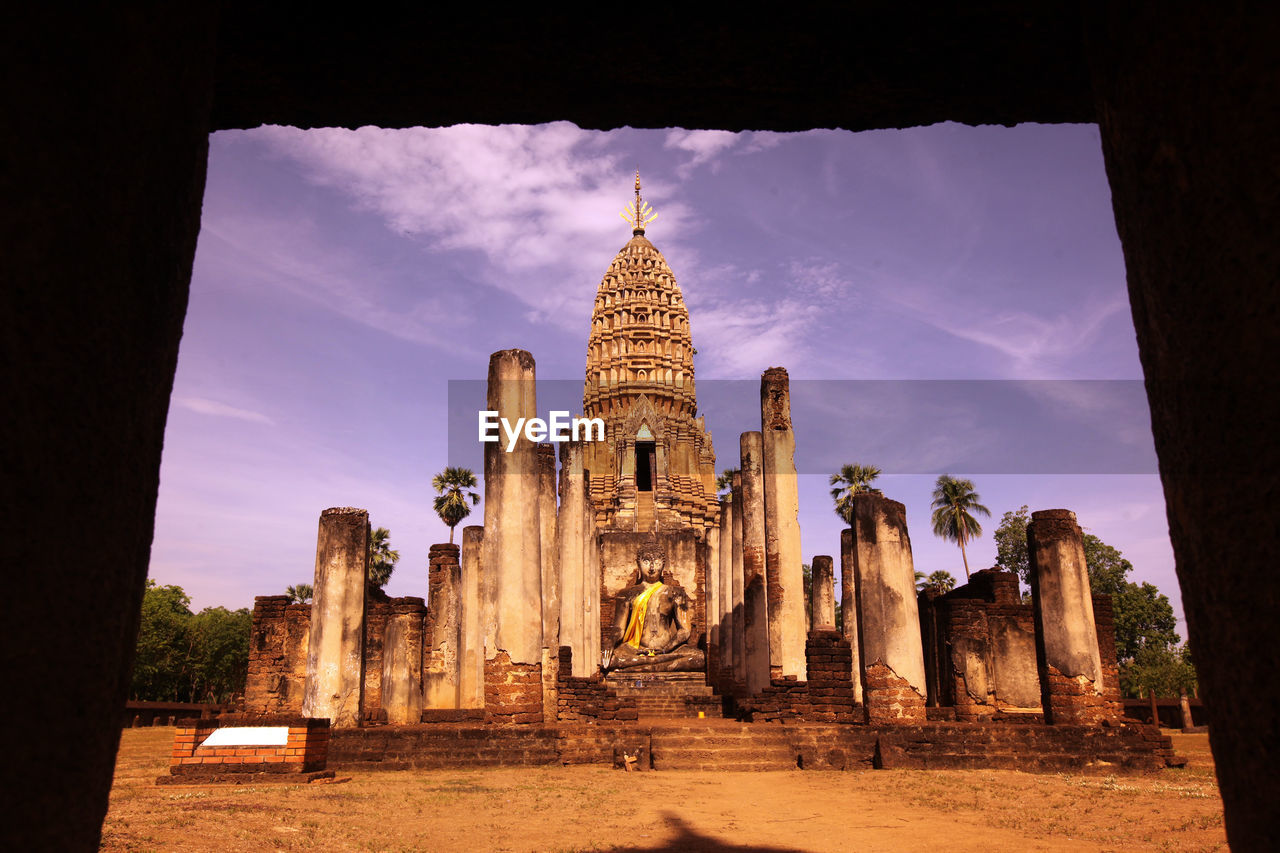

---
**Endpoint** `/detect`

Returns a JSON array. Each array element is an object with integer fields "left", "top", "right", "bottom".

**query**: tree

[
  {"left": 285, "top": 583, "right": 313, "bottom": 604},
  {"left": 1122, "top": 643, "right": 1197, "bottom": 699},
  {"left": 433, "top": 466, "right": 480, "bottom": 544},
  {"left": 930, "top": 474, "right": 990, "bottom": 580},
  {"left": 716, "top": 467, "right": 739, "bottom": 497},
  {"left": 368, "top": 526, "right": 400, "bottom": 588},
  {"left": 131, "top": 580, "right": 194, "bottom": 702},
  {"left": 993, "top": 505, "right": 1030, "bottom": 581},
  {"left": 1082, "top": 534, "right": 1132, "bottom": 598},
  {"left": 829, "top": 463, "right": 882, "bottom": 525},
  {"left": 925, "top": 570, "right": 957, "bottom": 592},
  {"left": 186, "top": 606, "right": 252, "bottom": 703},
  {"left": 1113, "top": 580, "right": 1180, "bottom": 663}
]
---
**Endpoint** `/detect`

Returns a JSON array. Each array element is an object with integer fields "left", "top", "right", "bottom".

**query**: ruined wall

[
  {"left": 245, "top": 597, "right": 310, "bottom": 715},
  {"left": 736, "top": 631, "right": 859, "bottom": 723},
  {"left": 554, "top": 647, "right": 639, "bottom": 723}
]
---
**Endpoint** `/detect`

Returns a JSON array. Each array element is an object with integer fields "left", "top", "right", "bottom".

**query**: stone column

[
  {"left": 730, "top": 473, "right": 746, "bottom": 690},
  {"left": 811, "top": 555, "right": 836, "bottom": 630},
  {"left": 849, "top": 493, "right": 926, "bottom": 724},
  {"left": 706, "top": 522, "right": 721, "bottom": 682},
  {"left": 480, "top": 349, "right": 543, "bottom": 724},
  {"left": 459, "top": 526, "right": 485, "bottom": 708},
  {"left": 537, "top": 444, "right": 559, "bottom": 720},
  {"left": 717, "top": 497, "right": 735, "bottom": 686},
  {"left": 303, "top": 506, "right": 369, "bottom": 727},
  {"left": 840, "top": 528, "right": 863, "bottom": 704},
  {"left": 761, "top": 367, "right": 806, "bottom": 679},
  {"left": 558, "top": 441, "right": 588, "bottom": 676},
  {"left": 740, "top": 432, "right": 771, "bottom": 694},
  {"left": 1028, "top": 509, "right": 1111, "bottom": 725},
  {"left": 424, "top": 544, "right": 461, "bottom": 709},
  {"left": 382, "top": 598, "right": 426, "bottom": 724},
  {"left": 583, "top": 503, "right": 601, "bottom": 673}
]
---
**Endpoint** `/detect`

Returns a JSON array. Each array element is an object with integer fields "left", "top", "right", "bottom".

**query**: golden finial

[{"left": 619, "top": 169, "right": 658, "bottom": 234}]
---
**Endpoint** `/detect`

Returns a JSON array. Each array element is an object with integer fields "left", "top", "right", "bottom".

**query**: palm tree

[
  {"left": 368, "top": 527, "right": 400, "bottom": 588},
  {"left": 715, "top": 467, "right": 739, "bottom": 497},
  {"left": 433, "top": 466, "right": 480, "bottom": 544},
  {"left": 930, "top": 474, "right": 991, "bottom": 581},
  {"left": 926, "top": 570, "right": 956, "bottom": 592},
  {"left": 285, "top": 583, "right": 313, "bottom": 604},
  {"left": 829, "top": 463, "right": 882, "bottom": 524}
]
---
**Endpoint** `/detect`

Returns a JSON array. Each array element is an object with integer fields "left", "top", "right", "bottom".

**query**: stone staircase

[
  {"left": 633, "top": 491, "right": 655, "bottom": 531},
  {"left": 605, "top": 672, "right": 720, "bottom": 720},
  {"left": 649, "top": 721, "right": 801, "bottom": 771}
]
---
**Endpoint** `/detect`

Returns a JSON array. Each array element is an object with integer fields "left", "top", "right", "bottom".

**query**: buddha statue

[{"left": 605, "top": 541, "right": 705, "bottom": 673}]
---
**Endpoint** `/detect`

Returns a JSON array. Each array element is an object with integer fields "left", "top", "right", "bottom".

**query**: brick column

[
  {"left": 458, "top": 526, "right": 485, "bottom": 709},
  {"left": 740, "top": 431, "right": 770, "bottom": 694},
  {"left": 840, "top": 528, "right": 863, "bottom": 704},
  {"left": 424, "top": 544, "right": 461, "bottom": 710},
  {"left": 383, "top": 597, "right": 426, "bottom": 723},
  {"left": 1029, "top": 509, "right": 1113, "bottom": 724},
  {"left": 302, "top": 507, "right": 368, "bottom": 727},
  {"left": 810, "top": 555, "right": 836, "bottom": 630},
  {"left": 761, "top": 367, "right": 806, "bottom": 679}
]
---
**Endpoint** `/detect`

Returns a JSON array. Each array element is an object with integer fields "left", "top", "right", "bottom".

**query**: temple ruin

[{"left": 243, "top": 175, "right": 1182, "bottom": 772}]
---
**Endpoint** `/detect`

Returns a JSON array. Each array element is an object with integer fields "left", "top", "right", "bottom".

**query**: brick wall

[
  {"left": 168, "top": 716, "right": 329, "bottom": 777},
  {"left": 485, "top": 651, "right": 544, "bottom": 725},
  {"left": 736, "top": 631, "right": 859, "bottom": 723},
  {"left": 244, "top": 596, "right": 310, "bottom": 715},
  {"left": 555, "top": 646, "right": 639, "bottom": 723}
]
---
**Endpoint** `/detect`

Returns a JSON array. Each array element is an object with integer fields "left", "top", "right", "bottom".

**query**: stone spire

[{"left": 582, "top": 174, "right": 717, "bottom": 533}]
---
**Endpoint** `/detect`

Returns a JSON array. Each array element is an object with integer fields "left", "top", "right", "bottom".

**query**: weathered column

[
  {"left": 558, "top": 441, "right": 588, "bottom": 676},
  {"left": 730, "top": 473, "right": 746, "bottom": 690},
  {"left": 717, "top": 497, "right": 735, "bottom": 686},
  {"left": 706, "top": 522, "right": 721, "bottom": 682},
  {"left": 537, "top": 444, "right": 559, "bottom": 720},
  {"left": 739, "top": 432, "right": 771, "bottom": 694},
  {"left": 761, "top": 367, "right": 806, "bottom": 679},
  {"left": 1028, "top": 509, "right": 1111, "bottom": 725},
  {"left": 1179, "top": 689, "right": 1195, "bottom": 731},
  {"left": 458, "top": 526, "right": 485, "bottom": 708},
  {"left": 583, "top": 504, "right": 601, "bottom": 673},
  {"left": 303, "top": 506, "right": 369, "bottom": 727},
  {"left": 811, "top": 555, "right": 836, "bottom": 630},
  {"left": 849, "top": 493, "right": 926, "bottom": 724},
  {"left": 424, "top": 544, "right": 462, "bottom": 709},
  {"left": 480, "top": 349, "right": 543, "bottom": 724},
  {"left": 382, "top": 598, "right": 426, "bottom": 724},
  {"left": 840, "top": 528, "right": 863, "bottom": 704}
]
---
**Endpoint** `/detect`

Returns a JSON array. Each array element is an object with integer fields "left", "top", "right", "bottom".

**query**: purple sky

[{"left": 150, "top": 121, "right": 1182, "bottom": 633}]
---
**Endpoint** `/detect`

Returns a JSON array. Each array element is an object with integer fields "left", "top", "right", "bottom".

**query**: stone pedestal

[
  {"left": 740, "top": 431, "right": 771, "bottom": 694},
  {"left": 480, "top": 349, "right": 543, "bottom": 722},
  {"left": 382, "top": 598, "right": 426, "bottom": 724},
  {"left": 811, "top": 555, "right": 835, "bottom": 630},
  {"left": 761, "top": 367, "right": 806, "bottom": 679},
  {"left": 302, "top": 507, "right": 369, "bottom": 727},
  {"left": 1029, "top": 509, "right": 1112, "bottom": 725},
  {"left": 849, "top": 493, "right": 926, "bottom": 723},
  {"left": 424, "top": 544, "right": 461, "bottom": 709}
]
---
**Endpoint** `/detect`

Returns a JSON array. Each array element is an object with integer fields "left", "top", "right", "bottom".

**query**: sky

[{"left": 149, "top": 120, "right": 1183, "bottom": 633}]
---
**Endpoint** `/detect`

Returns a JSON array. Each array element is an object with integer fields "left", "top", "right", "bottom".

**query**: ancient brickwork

[
  {"left": 361, "top": 596, "right": 390, "bottom": 721},
  {"left": 1092, "top": 594, "right": 1125, "bottom": 717},
  {"left": 424, "top": 544, "right": 460, "bottom": 708},
  {"left": 166, "top": 716, "right": 329, "bottom": 778},
  {"left": 554, "top": 648, "right": 639, "bottom": 723},
  {"left": 245, "top": 596, "right": 310, "bottom": 715},
  {"left": 736, "top": 631, "right": 859, "bottom": 723},
  {"left": 484, "top": 651, "right": 543, "bottom": 725},
  {"left": 863, "top": 662, "right": 928, "bottom": 724}
]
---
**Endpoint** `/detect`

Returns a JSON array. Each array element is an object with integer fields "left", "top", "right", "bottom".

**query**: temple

[{"left": 237, "top": 174, "right": 1183, "bottom": 774}]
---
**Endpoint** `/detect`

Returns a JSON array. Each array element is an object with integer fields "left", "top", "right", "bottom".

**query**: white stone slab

[{"left": 200, "top": 726, "right": 290, "bottom": 747}]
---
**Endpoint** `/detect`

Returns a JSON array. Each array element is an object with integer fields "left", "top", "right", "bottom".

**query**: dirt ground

[{"left": 100, "top": 728, "right": 1225, "bottom": 852}]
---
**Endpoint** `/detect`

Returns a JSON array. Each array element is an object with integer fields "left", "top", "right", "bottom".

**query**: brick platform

[
  {"left": 604, "top": 672, "right": 720, "bottom": 719},
  {"left": 163, "top": 716, "right": 330, "bottom": 782},
  {"left": 326, "top": 719, "right": 1183, "bottom": 773}
]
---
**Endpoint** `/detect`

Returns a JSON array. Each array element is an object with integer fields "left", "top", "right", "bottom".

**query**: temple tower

[{"left": 582, "top": 172, "right": 718, "bottom": 535}]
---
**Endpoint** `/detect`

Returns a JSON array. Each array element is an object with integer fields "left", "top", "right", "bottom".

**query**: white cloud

[
  {"left": 177, "top": 397, "right": 274, "bottom": 425},
  {"left": 664, "top": 129, "right": 741, "bottom": 177}
]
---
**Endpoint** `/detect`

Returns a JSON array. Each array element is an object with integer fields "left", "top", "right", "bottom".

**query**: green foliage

[
  {"left": 993, "top": 505, "right": 1030, "bottom": 581},
  {"left": 1113, "top": 580, "right": 1180, "bottom": 664},
  {"left": 131, "top": 580, "right": 251, "bottom": 703},
  {"left": 1082, "top": 534, "right": 1132, "bottom": 598},
  {"left": 285, "top": 583, "right": 313, "bottom": 604},
  {"left": 929, "top": 474, "right": 990, "bottom": 580},
  {"left": 925, "top": 570, "right": 957, "bottom": 592},
  {"left": 433, "top": 466, "right": 480, "bottom": 543},
  {"left": 1121, "top": 643, "right": 1197, "bottom": 699},
  {"left": 829, "top": 463, "right": 881, "bottom": 525},
  {"left": 368, "top": 526, "right": 400, "bottom": 588},
  {"left": 715, "top": 468, "right": 739, "bottom": 496}
]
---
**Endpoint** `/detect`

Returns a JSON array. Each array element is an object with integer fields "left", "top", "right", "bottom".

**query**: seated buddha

[{"left": 605, "top": 541, "right": 705, "bottom": 673}]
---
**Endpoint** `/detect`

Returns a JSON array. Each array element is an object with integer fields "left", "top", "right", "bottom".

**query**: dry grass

[{"left": 101, "top": 728, "right": 1225, "bottom": 852}]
